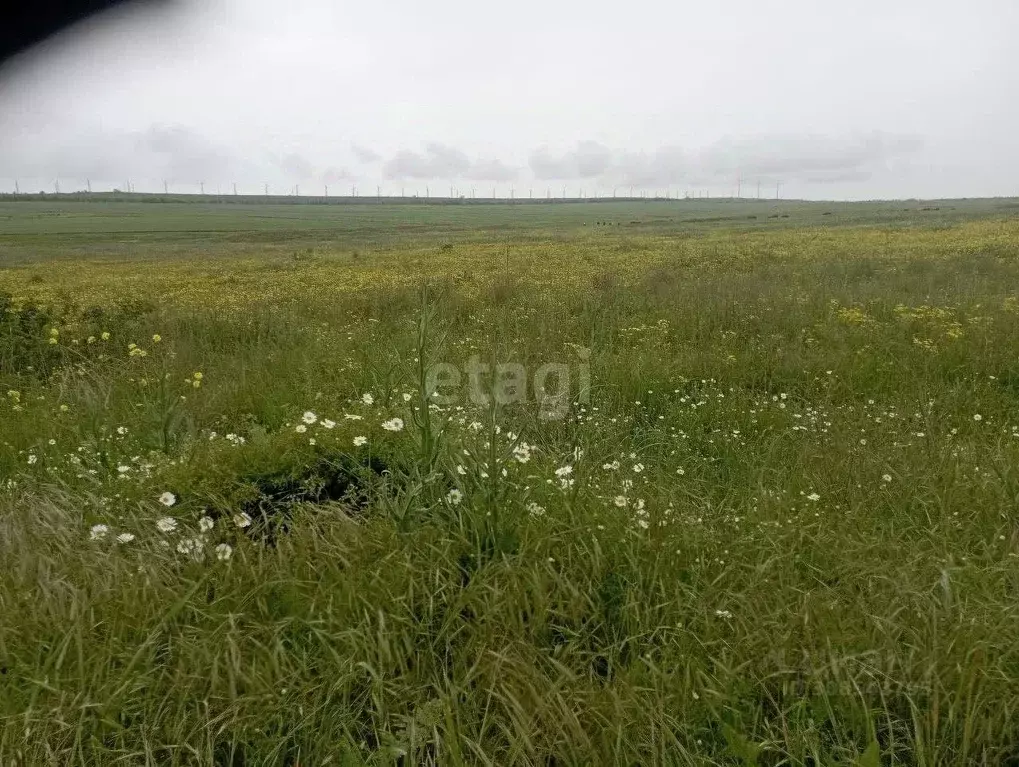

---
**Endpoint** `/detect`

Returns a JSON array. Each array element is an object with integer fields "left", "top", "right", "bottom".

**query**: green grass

[{"left": 2, "top": 200, "right": 1019, "bottom": 764}]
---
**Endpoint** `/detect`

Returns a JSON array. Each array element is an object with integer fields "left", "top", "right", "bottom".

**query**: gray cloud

[
  {"left": 277, "top": 151, "right": 315, "bottom": 179},
  {"left": 141, "top": 125, "right": 230, "bottom": 176},
  {"left": 0, "top": 123, "right": 251, "bottom": 183},
  {"left": 380, "top": 146, "right": 517, "bottom": 181},
  {"left": 0, "top": 122, "right": 367, "bottom": 187},
  {"left": 802, "top": 170, "right": 875, "bottom": 185},
  {"left": 609, "top": 146, "right": 687, "bottom": 187},
  {"left": 522, "top": 133, "right": 924, "bottom": 188},
  {"left": 698, "top": 132, "right": 924, "bottom": 179},
  {"left": 351, "top": 143, "right": 381, "bottom": 163},
  {"left": 529, "top": 141, "right": 613, "bottom": 179},
  {"left": 464, "top": 158, "right": 518, "bottom": 182},
  {"left": 0, "top": 117, "right": 926, "bottom": 195},
  {"left": 322, "top": 166, "right": 354, "bottom": 183},
  {"left": 382, "top": 142, "right": 471, "bottom": 179},
  {"left": 271, "top": 152, "right": 356, "bottom": 184}
]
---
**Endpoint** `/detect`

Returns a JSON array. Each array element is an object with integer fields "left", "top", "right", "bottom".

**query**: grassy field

[{"left": 2, "top": 198, "right": 1019, "bottom": 765}]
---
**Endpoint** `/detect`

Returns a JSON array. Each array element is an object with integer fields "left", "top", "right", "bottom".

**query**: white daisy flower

[
  {"left": 156, "top": 516, "right": 177, "bottom": 533},
  {"left": 381, "top": 417, "right": 404, "bottom": 432},
  {"left": 215, "top": 543, "right": 233, "bottom": 561},
  {"left": 233, "top": 512, "right": 252, "bottom": 528},
  {"left": 302, "top": 411, "right": 318, "bottom": 425},
  {"left": 176, "top": 538, "right": 204, "bottom": 561},
  {"left": 89, "top": 524, "right": 109, "bottom": 540},
  {"left": 159, "top": 491, "right": 176, "bottom": 507},
  {"left": 353, "top": 435, "right": 367, "bottom": 446},
  {"left": 198, "top": 516, "right": 215, "bottom": 533}
]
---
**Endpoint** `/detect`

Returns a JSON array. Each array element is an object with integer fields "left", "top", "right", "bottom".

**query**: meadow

[{"left": 2, "top": 197, "right": 1019, "bottom": 765}]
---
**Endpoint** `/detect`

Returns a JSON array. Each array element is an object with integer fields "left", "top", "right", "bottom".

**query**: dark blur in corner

[{"left": 1, "top": 1, "right": 170, "bottom": 65}]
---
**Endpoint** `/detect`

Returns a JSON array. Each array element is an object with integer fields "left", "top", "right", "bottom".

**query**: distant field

[
  {"left": 2, "top": 200, "right": 1019, "bottom": 764},
  {"left": 0, "top": 196, "right": 1016, "bottom": 254}
]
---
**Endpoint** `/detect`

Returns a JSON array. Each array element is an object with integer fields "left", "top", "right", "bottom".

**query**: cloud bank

[
  {"left": 0, "top": 123, "right": 926, "bottom": 194},
  {"left": 526, "top": 133, "right": 923, "bottom": 187}
]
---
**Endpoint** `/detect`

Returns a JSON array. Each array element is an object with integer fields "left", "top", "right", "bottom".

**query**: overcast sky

[{"left": 0, "top": 0, "right": 1016, "bottom": 200}]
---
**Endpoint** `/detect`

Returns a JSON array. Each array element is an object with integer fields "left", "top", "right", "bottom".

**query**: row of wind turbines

[{"left": 7, "top": 177, "right": 783, "bottom": 200}]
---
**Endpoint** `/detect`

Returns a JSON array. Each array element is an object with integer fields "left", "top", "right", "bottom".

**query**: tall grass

[{"left": 2, "top": 210, "right": 1019, "bottom": 764}]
